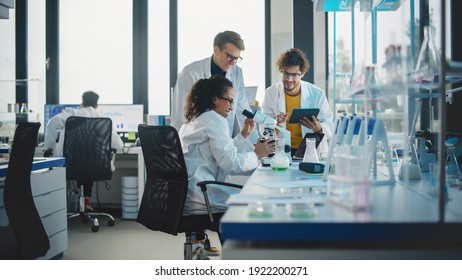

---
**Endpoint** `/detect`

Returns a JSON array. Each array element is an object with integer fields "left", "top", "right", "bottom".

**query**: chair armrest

[
  {"left": 196, "top": 181, "right": 243, "bottom": 192},
  {"left": 196, "top": 181, "right": 243, "bottom": 223}
]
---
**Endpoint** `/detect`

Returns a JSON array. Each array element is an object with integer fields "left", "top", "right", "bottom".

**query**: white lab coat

[
  {"left": 171, "top": 56, "right": 258, "bottom": 143},
  {"left": 179, "top": 110, "right": 258, "bottom": 215},
  {"left": 44, "top": 107, "right": 124, "bottom": 160},
  {"left": 262, "top": 81, "right": 334, "bottom": 155}
]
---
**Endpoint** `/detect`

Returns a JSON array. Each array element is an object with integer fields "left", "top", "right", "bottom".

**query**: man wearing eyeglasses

[
  {"left": 171, "top": 30, "right": 258, "bottom": 143},
  {"left": 262, "top": 48, "right": 334, "bottom": 156}
]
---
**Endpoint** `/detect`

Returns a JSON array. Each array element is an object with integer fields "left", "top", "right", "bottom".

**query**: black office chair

[
  {"left": 0, "top": 122, "right": 50, "bottom": 259},
  {"left": 136, "top": 125, "right": 242, "bottom": 260},
  {"left": 64, "top": 116, "right": 116, "bottom": 232}
]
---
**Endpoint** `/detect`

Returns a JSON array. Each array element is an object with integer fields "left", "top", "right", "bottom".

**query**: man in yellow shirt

[{"left": 262, "top": 48, "right": 334, "bottom": 156}]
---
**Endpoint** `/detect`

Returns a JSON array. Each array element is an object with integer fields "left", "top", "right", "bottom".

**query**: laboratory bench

[{"left": 220, "top": 162, "right": 462, "bottom": 260}]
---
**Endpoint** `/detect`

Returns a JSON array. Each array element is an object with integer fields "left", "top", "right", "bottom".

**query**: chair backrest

[
  {"left": 4, "top": 122, "right": 50, "bottom": 259},
  {"left": 136, "top": 125, "right": 188, "bottom": 235},
  {"left": 63, "top": 116, "right": 113, "bottom": 181}
]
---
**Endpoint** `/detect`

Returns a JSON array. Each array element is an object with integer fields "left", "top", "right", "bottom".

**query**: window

[
  {"left": 59, "top": 0, "right": 133, "bottom": 105},
  {"left": 0, "top": 8, "right": 15, "bottom": 109},
  {"left": 148, "top": 0, "right": 170, "bottom": 115},
  {"left": 177, "top": 0, "right": 265, "bottom": 104},
  {"left": 28, "top": 0, "right": 46, "bottom": 126}
]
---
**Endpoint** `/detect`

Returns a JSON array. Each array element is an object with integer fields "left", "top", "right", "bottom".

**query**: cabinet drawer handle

[{"left": 42, "top": 213, "right": 52, "bottom": 219}]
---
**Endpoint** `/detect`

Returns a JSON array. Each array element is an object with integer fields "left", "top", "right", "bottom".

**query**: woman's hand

[
  {"left": 241, "top": 117, "right": 256, "bottom": 139},
  {"left": 254, "top": 137, "right": 276, "bottom": 159}
]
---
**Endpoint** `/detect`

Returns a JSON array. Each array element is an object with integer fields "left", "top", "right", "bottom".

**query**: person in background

[
  {"left": 262, "top": 48, "right": 334, "bottom": 156},
  {"left": 44, "top": 91, "right": 123, "bottom": 211},
  {"left": 171, "top": 30, "right": 258, "bottom": 144},
  {"left": 179, "top": 76, "right": 274, "bottom": 260}
]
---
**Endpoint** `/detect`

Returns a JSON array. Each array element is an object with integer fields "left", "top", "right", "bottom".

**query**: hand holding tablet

[{"left": 288, "top": 108, "right": 320, "bottom": 124}]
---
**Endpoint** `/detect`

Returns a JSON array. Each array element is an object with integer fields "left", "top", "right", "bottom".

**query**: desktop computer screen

[
  {"left": 97, "top": 104, "right": 144, "bottom": 133},
  {"left": 44, "top": 104, "right": 81, "bottom": 128},
  {"left": 44, "top": 104, "right": 144, "bottom": 136}
]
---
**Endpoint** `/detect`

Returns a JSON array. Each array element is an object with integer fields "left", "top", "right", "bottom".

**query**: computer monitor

[
  {"left": 44, "top": 104, "right": 144, "bottom": 135},
  {"left": 44, "top": 104, "right": 81, "bottom": 129},
  {"left": 245, "top": 86, "right": 258, "bottom": 106},
  {"left": 97, "top": 104, "right": 144, "bottom": 133}
]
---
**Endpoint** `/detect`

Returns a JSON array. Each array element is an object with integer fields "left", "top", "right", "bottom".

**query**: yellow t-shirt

[{"left": 285, "top": 94, "right": 302, "bottom": 149}]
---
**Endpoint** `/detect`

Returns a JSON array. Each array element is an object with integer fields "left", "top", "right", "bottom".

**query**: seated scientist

[
  {"left": 44, "top": 90, "right": 123, "bottom": 211},
  {"left": 179, "top": 76, "right": 274, "bottom": 216}
]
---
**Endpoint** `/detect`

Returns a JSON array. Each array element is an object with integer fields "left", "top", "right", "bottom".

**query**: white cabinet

[{"left": 0, "top": 167, "right": 68, "bottom": 260}]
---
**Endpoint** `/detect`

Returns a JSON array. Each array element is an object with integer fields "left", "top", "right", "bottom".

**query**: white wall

[{"left": 270, "top": 0, "right": 327, "bottom": 92}]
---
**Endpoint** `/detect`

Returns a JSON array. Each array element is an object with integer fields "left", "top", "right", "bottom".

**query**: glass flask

[
  {"left": 375, "top": 141, "right": 385, "bottom": 166},
  {"left": 302, "top": 138, "right": 320, "bottom": 163},
  {"left": 446, "top": 145, "right": 461, "bottom": 187},
  {"left": 414, "top": 25, "right": 441, "bottom": 85},
  {"left": 20, "top": 103, "right": 28, "bottom": 114},
  {"left": 270, "top": 137, "right": 290, "bottom": 171}
]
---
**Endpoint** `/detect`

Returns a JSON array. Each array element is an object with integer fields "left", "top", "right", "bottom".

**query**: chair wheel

[
  {"left": 107, "top": 220, "right": 115, "bottom": 227},
  {"left": 91, "top": 225, "right": 99, "bottom": 232}
]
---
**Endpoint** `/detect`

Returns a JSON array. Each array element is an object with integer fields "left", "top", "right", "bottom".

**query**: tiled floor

[{"left": 63, "top": 215, "right": 221, "bottom": 260}]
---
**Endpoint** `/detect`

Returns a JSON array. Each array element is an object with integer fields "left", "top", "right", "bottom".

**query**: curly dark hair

[
  {"left": 184, "top": 76, "right": 233, "bottom": 122},
  {"left": 276, "top": 48, "right": 310, "bottom": 74}
]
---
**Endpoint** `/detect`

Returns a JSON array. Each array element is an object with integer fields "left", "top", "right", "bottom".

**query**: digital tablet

[{"left": 288, "top": 108, "right": 320, "bottom": 124}]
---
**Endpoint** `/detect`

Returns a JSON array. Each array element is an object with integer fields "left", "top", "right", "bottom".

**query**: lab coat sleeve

[
  {"left": 316, "top": 92, "right": 334, "bottom": 140},
  {"left": 232, "top": 131, "right": 256, "bottom": 152},
  {"left": 207, "top": 117, "right": 258, "bottom": 175},
  {"left": 234, "top": 71, "right": 259, "bottom": 144},
  {"left": 111, "top": 130, "right": 124, "bottom": 152},
  {"left": 171, "top": 70, "right": 196, "bottom": 131},
  {"left": 262, "top": 85, "right": 279, "bottom": 119},
  {"left": 44, "top": 109, "right": 74, "bottom": 152}
]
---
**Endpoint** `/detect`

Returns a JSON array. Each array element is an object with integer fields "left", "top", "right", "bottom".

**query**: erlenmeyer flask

[
  {"left": 414, "top": 25, "right": 441, "bottom": 85},
  {"left": 302, "top": 138, "right": 320, "bottom": 163},
  {"left": 446, "top": 146, "right": 461, "bottom": 178},
  {"left": 270, "top": 137, "right": 290, "bottom": 171}
]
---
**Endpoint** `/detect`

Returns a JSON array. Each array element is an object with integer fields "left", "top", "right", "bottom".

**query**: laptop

[{"left": 293, "top": 133, "right": 324, "bottom": 160}]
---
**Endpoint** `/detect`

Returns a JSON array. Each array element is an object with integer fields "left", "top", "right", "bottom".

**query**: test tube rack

[{"left": 323, "top": 114, "right": 396, "bottom": 186}]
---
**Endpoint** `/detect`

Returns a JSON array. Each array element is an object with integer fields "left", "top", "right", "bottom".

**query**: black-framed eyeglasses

[
  {"left": 224, "top": 52, "right": 243, "bottom": 63},
  {"left": 217, "top": 96, "right": 234, "bottom": 106},
  {"left": 282, "top": 71, "right": 302, "bottom": 78}
]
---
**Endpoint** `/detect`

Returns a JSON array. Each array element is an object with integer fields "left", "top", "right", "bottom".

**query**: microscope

[{"left": 242, "top": 109, "right": 292, "bottom": 165}]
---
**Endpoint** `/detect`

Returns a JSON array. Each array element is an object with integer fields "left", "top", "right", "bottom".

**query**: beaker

[{"left": 302, "top": 138, "right": 320, "bottom": 163}]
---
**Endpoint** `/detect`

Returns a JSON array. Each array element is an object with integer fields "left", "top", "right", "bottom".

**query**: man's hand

[
  {"left": 299, "top": 116, "right": 322, "bottom": 133},
  {"left": 276, "top": 112, "right": 288, "bottom": 127}
]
